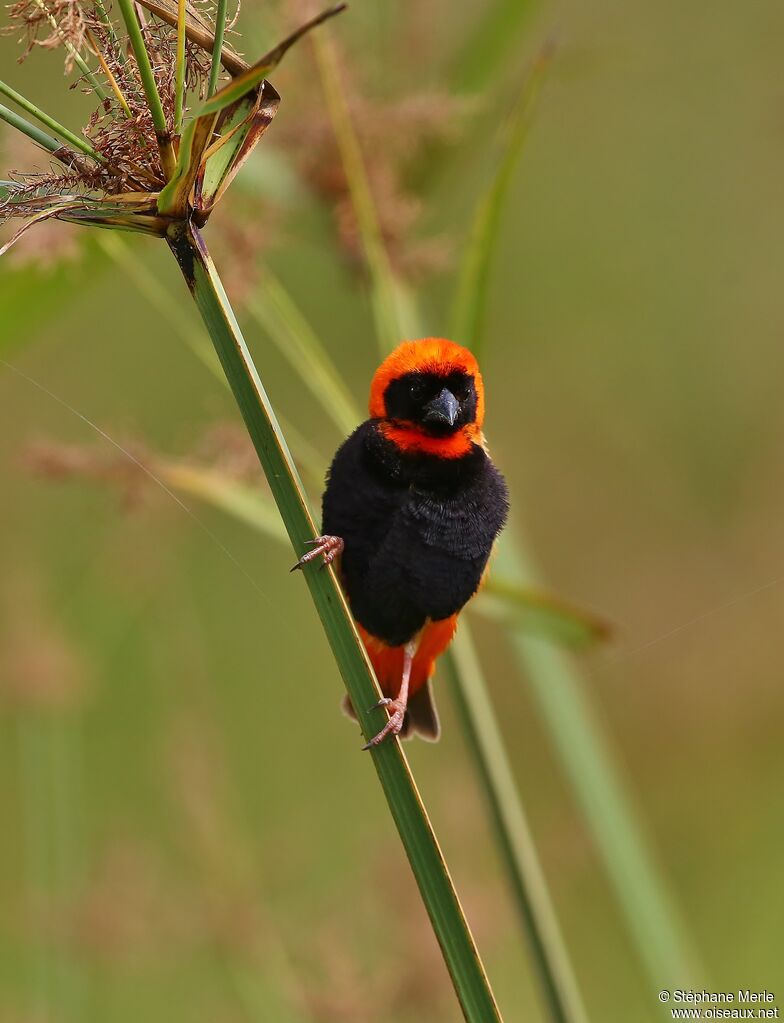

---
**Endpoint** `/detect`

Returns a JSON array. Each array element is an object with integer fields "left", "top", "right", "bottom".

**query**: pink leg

[
  {"left": 290, "top": 535, "right": 344, "bottom": 572},
  {"left": 362, "top": 639, "right": 417, "bottom": 750}
]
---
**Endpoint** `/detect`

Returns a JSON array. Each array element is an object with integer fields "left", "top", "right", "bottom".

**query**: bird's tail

[{"left": 341, "top": 679, "right": 441, "bottom": 742}]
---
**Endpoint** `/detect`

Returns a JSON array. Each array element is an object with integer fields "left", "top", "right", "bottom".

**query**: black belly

[{"left": 321, "top": 421, "right": 509, "bottom": 647}]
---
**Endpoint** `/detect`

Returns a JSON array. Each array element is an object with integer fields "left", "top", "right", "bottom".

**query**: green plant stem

[
  {"left": 93, "top": 0, "right": 124, "bottom": 62},
  {"left": 0, "top": 103, "right": 63, "bottom": 156},
  {"left": 448, "top": 34, "right": 701, "bottom": 986},
  {"left": 311, "top": 33, "right": 403, "bottom": 351},
  {"left": 451, "top": 48, "right": 550, "bottom": 356},
  {"left": 499, "top": 540, "right": 700, "bottom": 989},
  {"left": 166, "top": 220, "right": 503, "bottom": 1023},
  {"left": 115, "top": 0, "right": 176, "bottom": 177},
  {"left": 449, "top": 0, "right": 538, "bottom": 93},
  {"left": 31, "top": 0, "right": 108, "bottom": 102},
  {"left": 97, "top": 235, "right": 326, "bottom": 487},
  {"left": 208, "top": 0, "right": 229, "bottom": 96},
  {"left": 444, "top": 628, "right": 588, "bottom": 1023},
  {"left": 0, "top": 81, "right": 106, "bottom": 165},
  {"left": 248, "top": 270, "right": 359, "bottom": 437},
  {"left": 174, "top": 0, "right": 186, "bottom": 133}
]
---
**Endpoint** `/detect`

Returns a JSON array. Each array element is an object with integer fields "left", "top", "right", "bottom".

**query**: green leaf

[
  {"left": 159, "top": 463, "right": 287, "bottom": 543},
  {"left": 477, "top": 577, "right": 611, "bottom": 647},
  {"left": 443, "top": 630, "right": 590, "bottom": 1023},
  {"left": 167, "top": 221, "right": 503, "bottom": 1023},
  {"left": 247, "top": 268, "right": 360, "bottom": 438},
  {"left": 156, "top": 115, "right": 216, "bottom": 216},
  {"left": 312, "top": 33, "right": 403, "bottom": 353},
  {"left": 196, "top": 4, "right": 346, "bottom": 117},
  {"left": 0, "top": 102, "right": 68, "bottom": 158},
  {"left": 451, "top": 46, "right": 552, "bottom": 356},
  {"left": 0, "top": 81, "right": 106, "bottom": 165},
  {"left": 196, "top": 83, "right": 280, "bottom": 215},
  {"left": 449, "top": 0, "right": 539, "bottom": 93}
]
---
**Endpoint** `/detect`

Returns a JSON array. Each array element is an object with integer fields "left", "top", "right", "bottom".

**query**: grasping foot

[
  {"left": 362, "top": 639, "right": 417, "bottom": 750},
  {"left": 290, "top": 535, "right": 344, "bottom": 572},
  {"left": 362, "top": 698, "right": 406, "bottom": 749}
]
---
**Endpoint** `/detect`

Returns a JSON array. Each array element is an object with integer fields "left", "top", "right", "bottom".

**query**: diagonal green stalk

[
  {"left": 248, "top": 270, "right": 359, "bottom": 437},
  {"left": 311, "top": 33, "right": 404, "bottom": 351},
  {"left": 0, "top": 81, "right": 106, "bottom": 165},
  {"left": 0, "top": 103, "right": 64, "bottom": 156},
  {"left": 444, "top": 629, "right": 588, "bottom": 1023},
  {"left": 208, "top": 0, "right": 229, "bottom": 96},
  {"left": 96, "top": 233, "right": 326, "bottom": 488},
  {"left": 449, "top": 0, "right": 538, "bottom": 94},
  {"left": 450, "top": 48, "right": 550, "bottom": 357},
  {"left": 115, "top": 0, "right": 176, "bottom": 177},
  {"left": 451, "top": 47, "right": 702, "bottom": 990},
  {"left": 93, "top": 0, "right": 124, "bottom": 62},
  {"left": 498, "top": 537, "right": 702, "bottom": 989},
  {"left": 174, "top": 0, "right": 187, "bottom": 133},
  {"left": 166, "top": 220, "right": 503, "bottom": 1023},
  {"left": 31, "top": 0, "right": 108, "bottom": 102}
]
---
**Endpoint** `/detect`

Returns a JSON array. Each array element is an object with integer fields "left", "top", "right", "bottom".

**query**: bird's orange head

[{"left": 368, "top": 338, "right": 485, "bottom": 458}]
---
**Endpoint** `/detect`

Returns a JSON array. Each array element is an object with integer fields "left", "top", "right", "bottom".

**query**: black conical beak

[{"left": 422, "top": 387, "right": 460, "bottom": 427}]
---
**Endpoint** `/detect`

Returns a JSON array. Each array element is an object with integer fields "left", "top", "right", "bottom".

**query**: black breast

[{"left": 321, "top": 421, "right": 509, "bottom": 647}]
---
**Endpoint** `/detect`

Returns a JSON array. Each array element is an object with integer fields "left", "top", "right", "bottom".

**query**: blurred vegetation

[{"left": 3, "top": 0, "right": 784, "bottom": 1021}]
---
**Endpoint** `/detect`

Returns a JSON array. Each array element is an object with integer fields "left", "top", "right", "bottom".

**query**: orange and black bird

[{"left": 293, "top": 338, "right": 509, "bottom": 749}]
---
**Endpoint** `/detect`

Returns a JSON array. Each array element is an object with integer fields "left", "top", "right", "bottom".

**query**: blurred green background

[{"left": 2, "top": 0, "right": 784, "bottom": 1020}]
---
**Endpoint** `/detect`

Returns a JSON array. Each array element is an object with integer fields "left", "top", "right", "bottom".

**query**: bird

[{"left": 292, "top": 338, "right": 509, "bottom": 749}]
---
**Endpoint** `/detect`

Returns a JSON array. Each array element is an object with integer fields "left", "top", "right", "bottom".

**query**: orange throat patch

[{"left": 378, "top": 420, "right": 481, "bottom": 458}]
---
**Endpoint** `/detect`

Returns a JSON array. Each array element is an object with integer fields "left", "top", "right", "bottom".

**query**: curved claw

[
  {"left": 368, "top": 697, "right": 393, "bottom": 712},
  {"left": 290, "top": 535, "right": 344, "bottom": 573},
  {"left": 362, "top": 699, "right": 405, "bottom": 750}
]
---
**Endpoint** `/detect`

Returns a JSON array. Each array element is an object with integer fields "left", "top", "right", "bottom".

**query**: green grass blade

[
  {"left": 444, "top": 628, "right": 589, "bottom": 1023},
  {"left": 449, "top": 0, "right": 539, "bottom": 93},
  {"left": 115, "top": 0, "right": 176, "bottom": 177},
  {"left": 248, "top": 271, "right": 360, "bottom": 437},
  {"left": 166, "top": 221, "right": 504, "bottom": 1023},
  {"left": 197, "top": 5, "right": 346, "bottom": 117},
  {"left": 93, "top": 0, "right": 124, "bottom": 62},
  {"left": 207, "top": 0, "right": 229, "bottom": 96},
  {"left": 159, "top": 462, "right": 287, "bottom": 542},
  {"left": 448, "top": 33, "right": 702, "bottom": 989},
  {"left": 31, "top": 0, "right": 108, "bottom": 102},
  {"left": 478, "top": 576, "right": 610, "bottom": 647},
  {"left": 451, "top": 48, "right": 551, "bottom": 356},
  {"left": 97, "top": 234, "right": 326, "bottom": 487},
  {"left": 195, "top": 87, "right": 279, "bottom": 214},
  {"left": 312, "top": 32, "right": 403, "bottom": 351},
  {"left": 0, "top": 102, "right": 64, "bottom": 156},
  {"left": 174, "top": 0, "right": 186, "bottom": 133},
  {"left": 156, "top": 115, "right": 205, "bottom": 215},
  {"left": 496, "top": 538, "right": 701, "bottom": 988},
  {"left": 0, "top": 80, "right": 106, "bottom": 165}
]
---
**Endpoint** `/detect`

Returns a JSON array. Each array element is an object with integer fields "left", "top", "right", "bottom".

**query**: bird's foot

[
  {"left": 290, "top": 535, "right": 344, "bottom": 572},
  {"left": 362, "top": 698, "right": 406, "bottom": 750}
]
